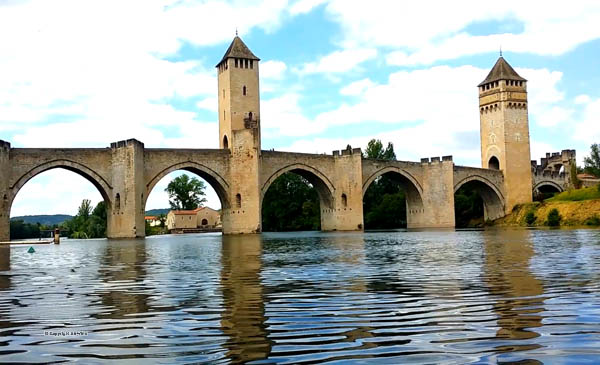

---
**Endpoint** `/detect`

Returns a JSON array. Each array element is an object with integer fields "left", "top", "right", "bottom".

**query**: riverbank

[{"left": 496, "top": 187, "right": 600, "bottom": 227}]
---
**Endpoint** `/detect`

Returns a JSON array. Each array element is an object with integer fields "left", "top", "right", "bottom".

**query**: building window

[
  {"left": 223, "top": 135, "right": 229, "bottom": 149},
  {"left": 223, "top": 110, "right": 226, "bottom": 120},
  {"left": 250, "top": 60, "right": 253, "bottom": 69},
  {"left": 223, "top": 89, "right": 225, "bottom": 98},
  {"left": 341, "top": 193, "right": 347, "bottom": 207},
  {"left": 243, "top": 86, "right": 246, "bottom": 95},
  {"left": 236, "top": 193, "right": 242, "bottom": 208},
  {"left": 235, "top": 59, "right": 238, "bottom": 68},
  {"left": 202, "top": 219, "right": 208, "bottom": 226},
  {"left": 115, "top": 193, "right": 120, "bottom": 211}
]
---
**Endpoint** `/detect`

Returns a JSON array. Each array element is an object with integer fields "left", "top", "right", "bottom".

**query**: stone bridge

[{"left": 1, "top": 138, "right": 508, "bottom": 240}]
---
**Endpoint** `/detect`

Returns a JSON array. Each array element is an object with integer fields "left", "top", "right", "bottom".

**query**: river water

[{"left": 0, "top": 229, "right": 599, "bottom": 364}]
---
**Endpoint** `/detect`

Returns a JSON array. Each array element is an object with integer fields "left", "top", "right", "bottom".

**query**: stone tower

[
  {"left": 216, "top": 35, "right": 262, "bottom": 233},
  {"left": 217, "top": 35, "right": 261, "bottom": 151},
  {"left": 479, "top": 56, "right": 532, "bottom": 213}
]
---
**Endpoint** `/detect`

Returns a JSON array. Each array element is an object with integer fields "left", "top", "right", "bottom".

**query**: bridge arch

[
  {"left": 261, "top": 163, "right": 335, "bottom": 209},
  {"left": 362, "top": 166, "right": 425, "bottom": 227},
  {"left": 145, "top": 161, "right": 230, "bottom": 209},
  {"left": 533, "top": 181, "right": 563, "bottom": 193},
  {"left": 9, "top": 159, "right": 113, "bottom": 212},
  {"left": 454, "top": 175, "right": 505, "bottom": 221}
]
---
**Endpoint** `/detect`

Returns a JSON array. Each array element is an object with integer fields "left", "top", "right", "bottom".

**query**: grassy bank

[{"left": 496, "top": 186, "right": 600, "bottom": 227}]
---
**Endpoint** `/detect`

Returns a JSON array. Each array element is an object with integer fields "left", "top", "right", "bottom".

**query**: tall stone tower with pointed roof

[
  {"left": 216, "top": 35, "right": 261, "bottom": 152},
  {"left": 216, "top": 35, "right": 263, "bottom": 233},
  {"left": 479, "top": 56, "right": 532, "bottom": 212}
]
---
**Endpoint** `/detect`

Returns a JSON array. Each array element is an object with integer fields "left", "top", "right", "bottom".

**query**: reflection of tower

[
  {"left": 97, "top": 240, "right": 149, "bottom": 319},
  {"left": 483, "top": 230, "right": 544, "bottom": 341},
  {"left": 0, "top": 245, "right": 9, "bottom": 272},
  {"left": 220, "top": 235, "right": 271, "bottom": 362},
  {"left": 479, "top": 57, "right": 532, "bottom": 212}
]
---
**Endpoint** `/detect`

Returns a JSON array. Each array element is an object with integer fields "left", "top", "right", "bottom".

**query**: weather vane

[{"left": 235, "top": 28, "right": 238, "bottom": 36}]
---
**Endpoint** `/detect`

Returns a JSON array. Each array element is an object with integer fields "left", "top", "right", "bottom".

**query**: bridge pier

[
  {"left": 322, "top": 148, "right": 364, "bottom": 231},
  {"left": 413, "top": 157, "right": 456, "bottom": 228},
  {"left": 222, "top": 129, "right": 262, "bottom": 234},
  {"left": 0, "top": 141, "right": 10, "bottom": 242},
  {"left": 106, "top": 139, "right": 146, "bottom": 238}
]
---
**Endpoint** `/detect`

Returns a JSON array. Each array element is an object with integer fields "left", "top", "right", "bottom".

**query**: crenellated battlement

[
  {"left": 110, "top": 139, "right": 145, "bottom": 149},
  {"left": 0, "top": 140, "right": 10, "bottom": 152}
]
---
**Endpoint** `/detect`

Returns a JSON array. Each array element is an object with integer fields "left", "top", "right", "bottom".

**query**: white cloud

[
  {"left": 289, "top": 0, "right": 328, "bottom": 15},
  {"left": 324, "top": 0, "right": 600, "bottom": 65},
  {"left": 196, "top": 97, "right": 218, "bottom": 111},
  {"left": 340, "top": 78, "right": 375, "bottom": 96},
  {"left": 262, "top": 94, "right": 322, "bottom": 136},
  {"left": 297, "top": 48, "right": 377, "bottom": 75},
  {"left": 261, "top": 60, "right": 288, "bottom": 79},
  {"left": 575, "top": 94, "right": 591, "bottom": 104},
  {"left": 574, "top": 97, "right": 600, "bottom": 144}
]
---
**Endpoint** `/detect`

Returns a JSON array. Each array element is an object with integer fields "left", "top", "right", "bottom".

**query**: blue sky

[{"left": 2, "top": 0, "right": 600, "bottom": 216}]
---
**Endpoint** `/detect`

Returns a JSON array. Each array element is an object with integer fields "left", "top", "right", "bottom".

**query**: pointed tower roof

[
  {"left": 216, "top": 36, "right": 260, "bottom": 67},
  {"left": 478, "top": 57, "right": 526, "bottom": 86}
]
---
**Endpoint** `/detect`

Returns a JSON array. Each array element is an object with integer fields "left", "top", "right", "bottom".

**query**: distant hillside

[
  {"left": 145, "top": 208, "right": 170, "bottom": 216},
  {"left": 11, "top": 214, "right": 73, "bottom": 226}
]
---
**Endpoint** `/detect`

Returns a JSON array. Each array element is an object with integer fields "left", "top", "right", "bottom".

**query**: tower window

[
  {"left": 115, "top": 193, "right": 120, "bottom": 211},
  {"left": 223, "top": 89, "right": 225, "bottom": 98},
  {"left": 224, "top": 110, "right": 226, "bottom": 120},
  {"left": 223, "top": 135, "right": 228, "bottom": 149},
  {"left": 250, "top": 60, "right": 253, "bottom": 69},
  {"left": 236, "top": 193, "right": 242, "bottom": 208},
  {"left": 243, "top": 86, "right": 246, "bottom": 95},
  {"left": 235, "top": 58, "right": 238, "bottom": 68},
  {"left": 245, "top": 59, "right": 248, "bottom": 68},
  {"left": 341, "top": 193, "right": 347, "bottom": 207}
]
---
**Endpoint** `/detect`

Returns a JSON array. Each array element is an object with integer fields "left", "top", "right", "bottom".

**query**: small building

[
  {"left": 166, "top": 207, "right": 221, "bottom": 232},
  {"left": 144, "top": 216, "right": 162, "bottom": 227}
]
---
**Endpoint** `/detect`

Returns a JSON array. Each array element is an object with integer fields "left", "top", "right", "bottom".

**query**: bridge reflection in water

[
  {"left": 220, "top": 234, "right": 272, "bottom": 363},
  {"left": 483, "top": 230, "right": 545, "bottom": 354}
]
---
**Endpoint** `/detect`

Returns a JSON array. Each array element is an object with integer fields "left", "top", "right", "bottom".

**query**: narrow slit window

[
  {"left": 341, "top": 193, "right": 347, "bottom": 207},
  {"left": 236, "top": 193, "right": 242, "bottom": 208},
  {"left": 243, "top": 86, "right": 246, "bottom": 95}
]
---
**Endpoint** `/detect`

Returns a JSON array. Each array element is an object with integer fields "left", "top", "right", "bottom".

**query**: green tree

[
  {"left": 363, "top": 139, "right": 396, "bottom": 160},
  {"left": 165, "top": 174, "right": 207, "bottom": 210},
  {"left": 362, "top": 139, "right": 405, "bottom": 229},
  {"left": 262, "top": 173, "right": 320, "bottom": 231},
  {"left": 63, "top": 200, "right": 107, "bottom": 239},
  {"left": 454, "top": 185, "right": 484, "bottom": 228},
  {"left": 546, "top": 208, "right": 561, "bottom": 226},
  {"left": 583, "top": 143, "right": 600, "bottom": 177}
]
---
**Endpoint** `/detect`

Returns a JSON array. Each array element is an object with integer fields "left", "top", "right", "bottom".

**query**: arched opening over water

[
  {"left": 261, "top": 165, "right": 334, "bottom": 232},
  {"left": 9, "top": 164, "right": 110, "bottom": 239},
  {"left": 145, "top": 163, "right": 226, "bottom": 234},
  {"left": 533, "top": 182, "right": 562, "bottom": 201},
  {"left": 454, "top": 177, "right": 505, "bottom": 228},
  {"left": 362, "top": 168, "right": 424, "bottom": 229}
]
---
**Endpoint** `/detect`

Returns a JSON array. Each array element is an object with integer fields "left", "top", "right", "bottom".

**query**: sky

[{"left": 3, "top": 0, "right": 600, "bottom": 217}]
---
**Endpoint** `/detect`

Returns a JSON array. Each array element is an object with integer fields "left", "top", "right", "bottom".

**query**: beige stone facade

[
  {"left": 479, "top": 57, "right": 533, "bottom": 213},
  {"left": 166, "top": 207, "right": 221, "bottom": 231}
]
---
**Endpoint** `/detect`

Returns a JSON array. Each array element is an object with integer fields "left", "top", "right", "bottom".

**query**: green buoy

[{"left": 27, "top": 246, "right": 35, "bottom": 253}]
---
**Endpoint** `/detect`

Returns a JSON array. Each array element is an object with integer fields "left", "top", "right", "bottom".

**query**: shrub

[
  {"left": 525, "top": 211, "right": 536, "bottom": 226},
  {"left": 585, "top": 215, "right": 600, "bottom": 226},
  {"left": 546, "top": 208, "right": 562, "bottom": 227}
]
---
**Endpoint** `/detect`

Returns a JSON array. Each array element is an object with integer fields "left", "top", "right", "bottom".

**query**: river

[{"left": 0, "top": 229, "right": 599, "bottom": 363}]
